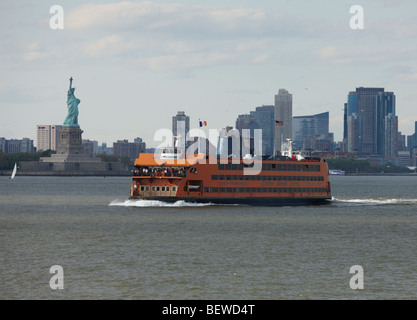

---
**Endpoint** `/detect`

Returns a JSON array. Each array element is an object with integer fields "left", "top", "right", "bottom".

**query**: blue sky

[{"left": 1, "top": 0, "right": 416, "bottom": 147}]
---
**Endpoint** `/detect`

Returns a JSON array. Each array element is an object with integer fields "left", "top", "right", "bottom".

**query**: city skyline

[{"left": 1, "top": 1, "right": 417, "bottom": 147}]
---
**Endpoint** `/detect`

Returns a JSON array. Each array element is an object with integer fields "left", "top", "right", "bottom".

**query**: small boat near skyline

[{"left": 9, "top": 163, "right": 17, "bottom": 180}]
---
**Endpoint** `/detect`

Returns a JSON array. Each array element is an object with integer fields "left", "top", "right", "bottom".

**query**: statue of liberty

[{"left": 63, "top": 77, "right": 81, "bottom": 127}]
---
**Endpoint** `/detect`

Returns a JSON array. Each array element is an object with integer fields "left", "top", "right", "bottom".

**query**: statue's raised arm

[{"left": 69, "top": 76, "right": 73, "bottom": 90}]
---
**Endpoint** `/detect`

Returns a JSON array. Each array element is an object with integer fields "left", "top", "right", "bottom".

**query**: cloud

[
  {"left": 145, "top": 52, "right": 235, "bottom": 71},
  {"left": 65, "top": 1, "right": 316, "bottom": 39},
  {"left": 20, "top": 42, "right": 52, "bottom": 61},
  {"left": 315, "top": 45, "right": 417, "bottom": 65}
]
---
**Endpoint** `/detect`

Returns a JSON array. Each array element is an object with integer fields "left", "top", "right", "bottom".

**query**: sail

[{"left": 10, "top": 163, "right": 17, "bottom": 180}]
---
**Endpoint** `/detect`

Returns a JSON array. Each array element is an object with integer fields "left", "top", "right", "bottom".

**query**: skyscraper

[
  {"left": 376, "top": 91, "right": 396, "bottom": 156},
  {"left": 384, "top": 113, "right": 398, "bottom": 158},
  {"left": 274, "top": 89, "right": 292, "bottom": 155},
  {"left": 172, "top": 111, "right": 190, "bottom": 151},
  {"left": 292, "top": 112, "right": 330, "bottom": 151},
  {"left": 346, "top": 87, "right": 396, "bottom": 157},
  {"left": 236, "top": 105, "right": 275, "bottom": 157}
]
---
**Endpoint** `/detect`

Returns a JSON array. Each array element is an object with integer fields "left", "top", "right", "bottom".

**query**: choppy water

[{"left": 1, "top": 175, "right": 416, "bottom": 299}]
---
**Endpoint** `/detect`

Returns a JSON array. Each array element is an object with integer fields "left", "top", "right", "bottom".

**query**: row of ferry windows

[
  {"left": 204, "top": 187, "right": 328, "bottom": 193},
  {"left": 212, "top": 175, "right": 324, "bottom": 181},
  {"left": 218, "top": 163, "right": 320, "bottom": 172},
  {"left": 139, "top": 186, "right": 176, "bottom": 192}
]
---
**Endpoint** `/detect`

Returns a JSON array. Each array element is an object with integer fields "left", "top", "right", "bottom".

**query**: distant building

[
  {"left": 113, "top": 138, "right": 146, "bottom": 160},
  {"left": 37, "top": 125, "right": 62, "bottom": 151},
  {"left": 83, "top": 139, "right": 99, "bottom": 157},
  {"left": 346, "top": 87, "right": 397, "bottom": 157},
  {"left": 384, "top": 113, "right": 398, "bottom": 159},
  {"left": 292, "top": 112, "right": 333, "bottom": 152},
  {"left": 236, "top": 105, "right": 275, "bottom": 157},
  {"left": 274, "top": 89, "right": 292, "bottom": 155},
  {"left": 172, "top": 111, "right": 190, "bottom": 151},
  {"left": 0, "top": 137, "right": 35, "bottom": 153}
]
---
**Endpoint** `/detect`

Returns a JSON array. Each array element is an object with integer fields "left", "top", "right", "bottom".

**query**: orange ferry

[{"left": 130, "top": 151, "right": 332, "bottom": 206}]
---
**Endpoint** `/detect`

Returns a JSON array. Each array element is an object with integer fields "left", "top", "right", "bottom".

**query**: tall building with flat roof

[
  {"left": 236, "top": 105, "right": 275, "bottom": 157},
  {"left": 172, "top": 111, "right": 190, "bottom": 151},
  {"left": 292, "top": 112, "right": 330, "bottom": 151},
  {"left": 37, "top": 125, "right": 62, "bottom": 151},
  {"left": 274, "top": 89, "right": 292, "bottom": 155},
  {"left": 346, "top": 87, "right": 396, "bottom": 157}
]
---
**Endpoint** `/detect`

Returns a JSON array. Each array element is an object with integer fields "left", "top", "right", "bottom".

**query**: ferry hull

[{"left": 130, "top": 196, "right": 332, "bottom": 206}]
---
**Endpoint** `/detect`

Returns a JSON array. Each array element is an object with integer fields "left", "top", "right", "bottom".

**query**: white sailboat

[{"left": 10, "top": 163, "right": 17, "bottom": 180}]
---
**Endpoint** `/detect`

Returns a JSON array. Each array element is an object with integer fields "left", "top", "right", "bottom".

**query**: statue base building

[
  {"left": 20, "top": 125, "right": 129, "bottom": 176},
  {"left": 40, "top": 126, "right": 101, "bottom": 163}
]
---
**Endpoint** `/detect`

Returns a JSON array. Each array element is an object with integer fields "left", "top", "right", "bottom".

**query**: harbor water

[{"left": 1, "top": 175, "right": 416, "bottom": 299}]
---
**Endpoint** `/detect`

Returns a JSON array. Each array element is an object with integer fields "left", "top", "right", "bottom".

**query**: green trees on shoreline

[
  {"left": 0, "top": 150, "right": 55, "bottom": 170},
  {"left": 326, "top": 158, "right": 413, "bottom": 174}
]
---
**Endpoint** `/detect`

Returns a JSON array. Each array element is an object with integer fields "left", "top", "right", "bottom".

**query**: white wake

[
  {"left": 332, "top": 197, "right": 417, "bottom": 206},
  {"left": 109, "top": 199, "right": 214, "bottom": 207}
]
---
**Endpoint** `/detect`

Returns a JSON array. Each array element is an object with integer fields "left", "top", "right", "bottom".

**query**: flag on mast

[
  {"left": 199, "top": 120, "right": 207, "bottom": 127},
  {"left": 275, "top": 120, "right": 283, "bottom": 126}
]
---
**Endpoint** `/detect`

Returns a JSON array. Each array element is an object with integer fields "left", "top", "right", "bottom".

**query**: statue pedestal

[{"left": 56, "top": 126, "right": 84, "bottom": 155}]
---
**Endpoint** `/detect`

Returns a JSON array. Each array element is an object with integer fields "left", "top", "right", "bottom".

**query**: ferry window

[
  {"left": 161, "top": 187, "right": 165, "bottom": 191},
  {"left": 251, "top": 188, "right": 256, "bottom": 192},
  {"left": 146, "top": 186, "right": 150, "bottom": 191},
  {"left": 244, "top": 176, "right": 250, "bottom": 180},
  {"left": 272, "top": 164, "right": 276, "bottom": 170},
  {"left": 273, "top": 188, "right": 277, "bottom": 193},
  {"left": 226, "top": 188, "right": 232, "bottom": 192},
  {"left": 257, "top": 188, "right": 261, "bottom": 193},
  {"left": 218, "top": 164, "right": 225, "bottom": 170},
  {"left": 239, "top": 175, "right": 244, "bottom": 180},
  {"left": 239, "top": 188, "right": 245, "bottom": 192},
  {"left": 212, "top": 175, "right": 218, "bottom": 180},
  {"left": 267, "top": 176, "right": 271, "bottom": 180},
  {"left": 277, "top": 188, "right": 282, "bottom": 192},
  {"left": 268, "top": 188, "right": 272, "bottom": 192},
  {"left": 219, "top": 188, "right": 225, "bottom": 192},
  {"left": 172, "top": 187, "right": 176, "bottom": 191},
  {"left": 156, "top": 187, "right": 160, "bottom": 191},
  {"left": 245, "top": 188, "right": 251, "bottom": 192},
  {"left": 276, "top": 164, "right": 281, "bottom": 171},
  {"left": 266, "top": 164, "right": 271, "bottom": 171},
  {"left": 291, "top": 164, "right": 296, "bottom": 171},
  {"left": 226, "top": 175, "right": 231, "bottom": 180},
  {"left": 140, "top": 186, "right": 144, "bottom": 191},
  {"left": 283, "top": 188, "right": 287, "bottom": 192},
  {"left": 233, "top": 175, "right": 238, "bottom": 180},
  {"left": 232, "top": 164, "right": 238, "bottom": 170},
  {"left": 212, "top": 187, "right": 218, "bottom": 192},
  {"left": 152, "top": 186, "right": 155, "bottom": 191},
  {"left": 219, "top": 175, "right": 225, "bottom": 180},
  {"left": 225, "top": 164, "right": 232, "bottom": 170},
  {"left": 166, "top": 187, "right": 170, "bottom": 191}
]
